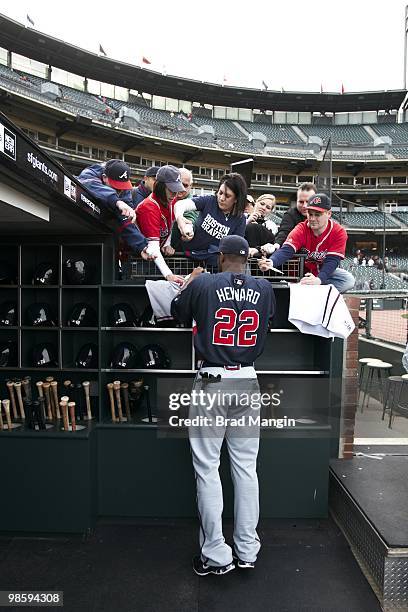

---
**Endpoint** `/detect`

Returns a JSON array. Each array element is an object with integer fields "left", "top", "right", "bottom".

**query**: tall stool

[
  {"left": 358, "top": 358, "right": 385, "bottom": 411},
  {"left": 361, "top": 361, "right": 392, "bottom": 414},
  {"left": 388, "top": 373, "right": 408, "bottom": 429},
  {"left": 383, "top": 376, "right": 403, "bottom": 423}
]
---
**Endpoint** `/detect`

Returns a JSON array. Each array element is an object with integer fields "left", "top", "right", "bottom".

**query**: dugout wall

[{"left": 0, "top": 113, "right": 344, "bottom": 532}]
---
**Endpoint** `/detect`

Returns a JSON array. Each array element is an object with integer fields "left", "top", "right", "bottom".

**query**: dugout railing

[{"left": 123, "top": 253, "right": 306, "bottom": 282}]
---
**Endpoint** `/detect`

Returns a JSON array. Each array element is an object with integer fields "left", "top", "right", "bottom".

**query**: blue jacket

[
  {"left": 77, "top": 164, "right": 147, "bottom": 253},
  {"left": 132, "top": 182, "right": 150, "bottom": 207}
]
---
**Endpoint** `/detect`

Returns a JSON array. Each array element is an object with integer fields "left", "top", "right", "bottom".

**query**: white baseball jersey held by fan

[
  {"left": 145, "top": 279, "right": 179, "bottom": 321},
  {"left": 288, "top": 284, "right": 355, "bottom": 339},
  {"left": 146, "top": 274, "right": 203, "bottom": 322}
]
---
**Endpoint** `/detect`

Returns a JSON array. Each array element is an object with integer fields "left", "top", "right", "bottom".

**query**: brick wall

[{"left": 340, "top": 296, "right": 360, "bottom": 458}]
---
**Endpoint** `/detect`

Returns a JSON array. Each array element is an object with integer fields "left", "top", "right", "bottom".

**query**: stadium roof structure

[{"left": 0, "top": 13, "right": 406, "bottom": 114}]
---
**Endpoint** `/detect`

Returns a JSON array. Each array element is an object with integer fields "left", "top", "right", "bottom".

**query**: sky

[{"left": 0, "top": 0, "right": 408, "bottom": 93}]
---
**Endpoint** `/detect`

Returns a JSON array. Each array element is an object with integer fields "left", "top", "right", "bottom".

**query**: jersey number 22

[{"left": 212, "top": 308, "right": 259, "bottom": 346}]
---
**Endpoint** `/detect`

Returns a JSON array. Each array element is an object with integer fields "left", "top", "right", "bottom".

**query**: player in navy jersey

[{"left": 171, "top": 235, "right": 275, "bottom": 576}]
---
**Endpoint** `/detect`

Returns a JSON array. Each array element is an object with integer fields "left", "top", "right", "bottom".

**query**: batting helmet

[
  {"left": 32, "top": 262, "right": 57, "bottom": 285},
  {"left": 0, "top": 301, "right": 17, "bottom": 326},
  {"left": 0, "top": 341, "right": 17, "bottom": 367},
  {"left": 75, "top": 343, "right": 98, "bottom": 369},
  {"left": 67, "top": 303, "right": 98, "bottom": 327},
  {"left": 139, "top": 305, "right": 155, "bottom": 327},
  {"left": 108, "top": 303, "right": 139, "bottom": 327},
  {"left": 0, "top": 261, "right": 17, "bottom": 285},
  {"left": 31, "top": 343, "right": 58, "bottom": 368},
  {"left": 139, "top": 344, "right": 171, "bottom": 369},
  {"left": 110, "top": 342, "right": 139, "bottom": 369},
  {"left": 25, "top": 303, "right": 57, "bottom": 327},
  {"left": 63, "top": 259, "right": 94, "bottom": 285}
]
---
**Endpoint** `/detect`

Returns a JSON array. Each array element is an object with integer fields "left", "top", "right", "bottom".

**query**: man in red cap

[
  {"left": 259, "top": 193, "right": 355, "bottom": 293},
  {"left": 78, "top": 159, "right": 150, "bottom": 257}
]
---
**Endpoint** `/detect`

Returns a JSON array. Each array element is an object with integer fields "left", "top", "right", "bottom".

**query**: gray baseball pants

[{"left": 188, "top": 369, "right": 261, "bottom": 566}]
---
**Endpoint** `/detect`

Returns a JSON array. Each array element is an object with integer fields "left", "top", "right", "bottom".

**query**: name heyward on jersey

[{"left": 216, "top": 287, "right": 260, "bottom": 305}]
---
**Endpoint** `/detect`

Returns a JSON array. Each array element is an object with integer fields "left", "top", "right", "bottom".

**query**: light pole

[{"left": 404, "top": 6, "right": 408, "bottom": 90}]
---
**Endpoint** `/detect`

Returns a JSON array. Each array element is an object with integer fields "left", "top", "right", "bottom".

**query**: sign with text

[{"left": 0, "top": 112, "right": 101, "bottom": 219}]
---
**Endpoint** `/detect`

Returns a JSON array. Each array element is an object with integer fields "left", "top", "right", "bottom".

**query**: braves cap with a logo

[
  {"left": 145, "top": 166, "right": 160, "bottom": 178},
  {"left": 218, "top": 235, "right": 249, "bottom": 258},
  {"left": 156, "top": 165, "right": 185, "bottom": 192},
  {"left": 104, "top": 159, "right": 132, "bottom": 190},
  {"left": 306, "top": 193, "right": 331, "bottom": 212}
]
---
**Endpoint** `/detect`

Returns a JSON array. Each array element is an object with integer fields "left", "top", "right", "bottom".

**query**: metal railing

[{"left": 124, "top": 254, "right": 305, "bottom": 283}]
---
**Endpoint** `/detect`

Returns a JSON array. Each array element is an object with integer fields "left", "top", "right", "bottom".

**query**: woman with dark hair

[
  {"left": 174, "top": 173, "right": 247, "bottom": 268},
  {"left": 136, "top": 165, "right": 186, "bottom": 284}
]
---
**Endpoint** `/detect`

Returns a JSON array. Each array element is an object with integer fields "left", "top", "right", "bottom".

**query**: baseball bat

[
  {"left": 130, "top": 378, "right": 144, "bottom": 389},
  {"left": 42, "top": 382, "right": 53, "bottom": 420},
  {"left": 107, "top": 383, "right": 117, "bottom": 422},
  {"left": 6, "top": 381, "right": 18, "bottom": 419},
  {"left": 13, "top": 382, "right": 25, "bottom": 420},
  {"left": 68, "top": 402, "right": 76, "bottom": 432},
  {"left": 60, "top": 400, "right": 69, "bottom": 431},
  {"left": 50, "top": 381, "right": 60, "bottom": 419},
  {"left": 82, "top": 381, "right": 93, "bottom": 420},
  {"left": 36, "top": 380, "right": 44, "bottom": 399},
  {"left": 113, "top": 380, "right": 124, "bottom": 422},
  {"left": 45, "top": 376, "right": 55, "bottom": 415},
  {"left": 2, "top": 399, "right": 12, "bottom": 430},
  {"left": 37, "top": 397, "right": 47, "bottom": 429},
  {"left": 75, "top": 383, "right": 85, "bottom": 420},
  {"left": 121, "top": 383, "right": 131, "bottom": 421},
  {"left": 22, "top": 377, "right": 32, "bottom": 402},
  {"left": 144, "top": 384, "right": 153, "bottom": 423},
  {"left": 24, "top": 399, "right": 34, "bottom": 430}
]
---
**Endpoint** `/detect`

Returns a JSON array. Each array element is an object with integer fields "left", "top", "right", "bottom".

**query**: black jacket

[{"left": 275, "top": 207, "right": 305, "bottom": 245}]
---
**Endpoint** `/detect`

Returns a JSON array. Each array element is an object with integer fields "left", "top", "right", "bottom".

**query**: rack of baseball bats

[
  {"left": 0, "top": 374, "right": 155, "bottom": 431},
  {"left": 0, "top": 375, "right": 97, "bottom": 432}
]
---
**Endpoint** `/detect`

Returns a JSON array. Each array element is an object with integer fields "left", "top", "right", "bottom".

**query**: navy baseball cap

[
  {"left": 156, "top": 165, "right": 185, "bottom": 192},
  {"left": 218, "top": 235, "right": 249, "bottom": 258},
  {"left": 145, "top": 166, "right": 160, "bottom": 178},
  {"left": 306, "top": 193, "right": 331, "bottom": 212},
  {"left": 104, "top": 159, "right": 132, "bottom": 190}
]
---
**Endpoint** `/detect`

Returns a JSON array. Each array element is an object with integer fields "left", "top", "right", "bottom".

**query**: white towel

[{"left": 288, "top": 284, "right": 355, "bottom": 339}]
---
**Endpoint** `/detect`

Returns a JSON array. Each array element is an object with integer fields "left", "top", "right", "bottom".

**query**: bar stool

[
  {"left": 361, "top": 361, "right": 392, "bottom": 414},
  {"left": 388, "top": 373, "right": 408, "bottom": 429},
  {"left": 383, "top": 376, "right": 403, "bottom": 422},
  {"left": 358, "top": 358, "right": 385, "bottom": 411}
]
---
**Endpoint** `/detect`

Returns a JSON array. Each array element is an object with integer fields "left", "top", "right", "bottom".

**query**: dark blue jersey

[
  {"left": 185, "top": 195, "right": 246, "bottom": 262},
  {"left": 171, "top": 272, "right": 275, "bottom": 366}
]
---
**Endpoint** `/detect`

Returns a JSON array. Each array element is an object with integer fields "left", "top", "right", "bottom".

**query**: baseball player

[
  {"left": 171, "top": 235, "right": 275, "bottom": 576},
  {"left": 259, "top": 193, "right": 355, "bottom": 293}
]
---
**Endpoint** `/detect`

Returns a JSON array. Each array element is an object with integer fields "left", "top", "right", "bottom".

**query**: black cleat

[
  {"left": 193, "top": 555, "right": 235, "bottom": 576},
  {"left": 233, "top": 551, "right": 256, "bottom": 569}
]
